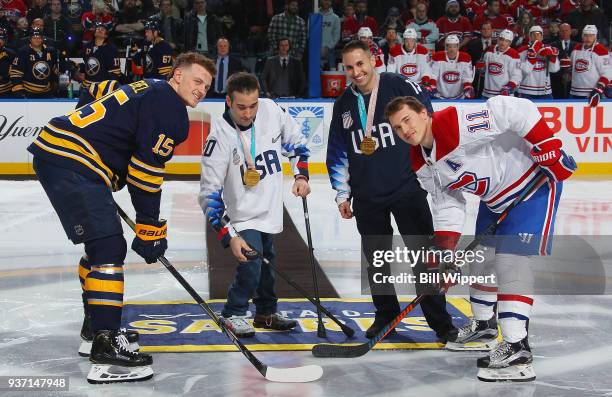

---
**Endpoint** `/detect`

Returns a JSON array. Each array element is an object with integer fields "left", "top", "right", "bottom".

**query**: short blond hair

[{"left": 170, "top": 52, "right": 216, "bottom": 80}]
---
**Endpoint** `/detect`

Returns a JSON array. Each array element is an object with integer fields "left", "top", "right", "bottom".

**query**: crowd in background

[{"left": 0, "top": 0, "right": 610, "bottom": 99}]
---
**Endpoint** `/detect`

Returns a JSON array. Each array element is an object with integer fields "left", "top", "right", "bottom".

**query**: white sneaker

[{"left": 221, "top": 315, "right": 255, "bottom": 338}]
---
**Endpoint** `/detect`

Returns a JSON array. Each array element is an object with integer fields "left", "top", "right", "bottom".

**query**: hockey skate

[
  {"left": 221, "top": 315, "right": 255, "bottom": 338},
  {"left": 78, "top": 309, "right": 140, "bottom": 357},
  {"left": 476, "top": 337, "right": 535, "bottom": 382},
  {"left": 87, "top": 329, "right": 153, "bottom": 384},
  {"left": 445, "top": 317, "right": 499, "bottom": 351}
]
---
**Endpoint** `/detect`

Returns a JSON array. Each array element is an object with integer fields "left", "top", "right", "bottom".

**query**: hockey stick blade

[{"left": 265, "top": 365, "right": 323, "bottom": 383}]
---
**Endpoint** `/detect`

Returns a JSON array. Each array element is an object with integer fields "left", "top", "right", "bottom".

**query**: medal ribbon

[
  {"left": 235, "top": 123, "right": 256, "bottom": 169},
  {"left": 355, "top": 75, "right": 380, "bottom": 140}
]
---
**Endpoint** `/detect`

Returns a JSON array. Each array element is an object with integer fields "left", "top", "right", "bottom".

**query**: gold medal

[
  {"left": 360, "top": 136, "right": 376, "bottom": 155},
  {"left": 244, "top": 168, "right": 260, "bottom": 187}
]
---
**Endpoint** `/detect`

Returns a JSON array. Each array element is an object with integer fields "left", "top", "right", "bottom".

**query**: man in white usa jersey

[
  {"left": 385, "top": 95, "right": 576, "bottom": 382},
  {"left": 478, "top": 29, "right": 521, "bottom": 98},
  {"left": 199, "top": 72, "right": 311, "bottom": 338},
  {"left": 570, "top": 25, "right": 611, "bottom": 107},
  {"left": 387, "top": 28, "right": 432, "bottom": 86}
]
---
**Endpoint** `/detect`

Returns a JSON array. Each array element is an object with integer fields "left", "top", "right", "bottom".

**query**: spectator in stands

[
  {"left": 43, "top": 0, "right": 74, "bottom": 53},
  {"left": 10, "top": 17, "right": 30, "bottom": 49},
  {"left": 405, "top": 2, "right": 439, "bottom": 52},
  {"left": 500, "top": 0, "right": 523, "bottom": 19},
  {"left": 560, "top": 0, "right": 580, "bottom": 19},
  {"left": 545, "top": 20, "right": 560, "bottom": 44},
  {"left": 318, "top": 0, "right": 340, "bottom": 70},
  {"left": 83, "top": 0, "right": 114, "bottom": 47},
  {"left": 267, "top": 0, "right": 307, "bottom": 60},
  {"left": 378, "top": 26, "right": 401, "bottom": 65},
  {"left": 550, "top": 22, "right": 576, "bottom": 99},
  {"left": 31, "top": 18, "right": 45, "bottom": 30},
  {"left": 436, "top": 0, "right": 473, "bottom": 50},
  {"left": 357, "top": 26, "right": 385, "bottom": 73},
  {"left": 517, "top": 25, "right": 559, "bottom": 99},
  {"left": 429, "top": 34, "right": 475, "bottom": 99},
  {"left": 261, "top": 37, "right": 306, "bottom": 98},
  {"left": 379, "top": 7, "right": 404, "bottom": 38},
  {"left": 341, "top": 0, "right": 377, "bottom": 40},
  {"left": 463, "top": 0, "right": 488, "bottom": 22},
  {"left": 114, "top": 0, "right": 146, "bottom": 38},
  {"left": 210, "top": 37, "right": 247, "bottom": 98},
  {"left": 473, "top": 0, "right": 514, "bottom": 39},
  {"left": 514, "top": 9, "right": 534, "bottom": 47},
  {"left": 217, "top": 3, "right": 240, "bottom": 49},
  {"left": 27, "top": 0, "right": 50, "bottom": 24},
  {"left": 565, "top": 0, "right": 609, "bottom": 46},
  {"left": 466, "top": 21, "right": 494, "bottom": 97},
  {"left": 1, "top": 0, "right": 27, "bottom": 22},
  {"left": 66, "top": 0, "right": 86, "bottom": 47},
  {"left": 525, "top": 0, "right": 559, "bottom": 20},
  {"left": 152, "top": 0, "right": 183, "bottom": 51},
  {"left": 570, "top": 24, "right": 611, "bottom": 106},
  {"left": 183, "top": 0, "right": 221, "bottom": 55},
  {"left": 340, "top": 2, "right": 356, "bottom": 40}
]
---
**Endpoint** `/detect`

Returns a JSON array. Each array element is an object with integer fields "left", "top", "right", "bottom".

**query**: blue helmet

[{"left": 144, "top": 18, "right": 161, "bottom": 32}]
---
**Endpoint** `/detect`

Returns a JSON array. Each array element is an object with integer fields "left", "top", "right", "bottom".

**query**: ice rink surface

[{"left": 1, "top": 176, "right": 611, "bottom": 397}]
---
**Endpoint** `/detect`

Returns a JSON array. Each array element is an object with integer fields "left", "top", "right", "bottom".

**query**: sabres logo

[
  {"left": 32, "top": 61, "right": 50, "bottom": 80},
  {"left": 86, "top": 57, "right": 101, "bottom": 76}
]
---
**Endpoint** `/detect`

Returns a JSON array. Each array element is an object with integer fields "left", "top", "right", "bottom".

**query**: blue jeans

[{"left": 222, "top": 229, "right": 278, "bottom": 317}]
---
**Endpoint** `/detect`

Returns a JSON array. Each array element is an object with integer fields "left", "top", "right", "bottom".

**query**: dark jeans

[
  {"left": 353, "top": 187, "right": 454, "bottom": 337},
  {"left": 222, "top": 229, "right": 278, "bottom": 317}
]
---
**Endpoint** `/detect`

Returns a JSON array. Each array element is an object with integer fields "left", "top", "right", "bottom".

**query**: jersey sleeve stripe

[
  {"left": 127, "top": 164, "right": 164, "bottom": 187},
  {"left": 126, "top": 175, "right": 162, "bottom": 193},
  {"left": 130, "top": 156, "right": 165, "bottom": 173}
]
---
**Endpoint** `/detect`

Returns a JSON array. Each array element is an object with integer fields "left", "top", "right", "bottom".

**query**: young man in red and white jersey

[
  {"left": 569, "top": 25, "right": 611, "bottom": 107},
  {"left": 385, "top": 94, "right": 576, "bottom": 382},
  {"left": 429, "top": 34, "right": 475, "bottom": 99},
  {"left": 517, "top": 25, "right": 560, "bottom": 99},
  {"left": 357, "top": 26, "right": 386, "bottom": 73},
  {"left": 478, "top": 29, "right": 521, "bottom": 97},
  {"left": 387, "top": 28, "right": 432, "bottom": 86}
]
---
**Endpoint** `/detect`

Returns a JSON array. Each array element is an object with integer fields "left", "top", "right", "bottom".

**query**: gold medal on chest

[
  {"left": 360, "top": 136, "right": 376, "bottom": 155},
  {"left": 244, "top": 168, "right": 260, "bottom": 187}
]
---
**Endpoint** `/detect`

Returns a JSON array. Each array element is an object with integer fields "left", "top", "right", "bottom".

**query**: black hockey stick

[
  {"left": 222, "top": 216, "right": 355, "bottom": 337},
  {"left": 115, "top": 204, "right": 323, "bottom": 382},
  {"left": 312, "top": 173, "right": 548, "bottom": 358},
  {"left": 302, "top": 197, "right": 326, "bottom": 338}
]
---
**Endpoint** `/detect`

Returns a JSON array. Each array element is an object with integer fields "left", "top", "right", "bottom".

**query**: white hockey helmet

[
  {"left": 582, "top": 25, "right": 598, "bottom": 36},
  {"left": 445, "top": 34, "right": 460, "bottom": 46},
  {"left": 403, "top": 28, "right": 418, "bottom": 40},
  {"left": 499, "top": 29, "right": 514, "bottom": 42},
  {"left": 357, "top": 27, "right": 373, "bottom": 38},
  {"left": 529, "top": 25, "right": 543, "bottom": 35}
]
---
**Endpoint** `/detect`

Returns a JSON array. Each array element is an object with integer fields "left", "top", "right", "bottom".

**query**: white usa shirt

[
  {"left": 412, "top": 96, "right": 555, "bottom": 234},
  {"left": 198, "top": 99, "right": 309, "bottom": 234}
]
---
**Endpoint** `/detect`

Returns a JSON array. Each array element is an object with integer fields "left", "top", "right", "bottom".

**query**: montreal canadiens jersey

[
  {"left": 198, "top": 99, "right": 310, "bottom": 235},
  {"left": 569, "top": 43, "right": 611, "bottom": 97},
  {"left": 81, "top": 41, "right": 122, "bottom": 89},
  {"left": 327, "top": 72, "right": 433, "bottom": 205},
  {"left": 411, "top": 96, "right": 556, "bottom": 234},
  {"left": 430, "top": 51, "right": 474, "bottom": 99},
  {"left": 517, "top": 44, "right": 560, "bottom": 96},
  {"left": 28, "top": 79, "right": 189, "bottom": 220},
  {"left": 482, "top": 45, "right": 521, "bottom": 97},
  {"left": 386, "top": 44, "right": 432, "bottom": 84}
]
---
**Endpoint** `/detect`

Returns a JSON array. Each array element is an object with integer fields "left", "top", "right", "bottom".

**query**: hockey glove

[
  {"left": 538, "top": 45, "right": 558, "bottom": 61},
  {"left": 424, "top": 231, "right": 461, "bottom": 293},
  {"left": 463, "top": 84, "right": 475, "bottom": 99},
  {"left": 475, "top": 61, "right": 486, "bottom": 73},
  {"left": 530, "top": 137, "right": 577, "bottom": 182},
  {"left": 132, "top": 218, "right": 168, "bottom": 264},
  {"left": 421, "top": 80, "right": 438, "bottom": 98},
  {"left": 588, "top": 82, "right": 605, "bottom": 107},
  {"left": 560, "top": 57, "right": 572, "bottom": 69},
  {"left": 500, "top": 82, "right": 516, "bottom": 96}
]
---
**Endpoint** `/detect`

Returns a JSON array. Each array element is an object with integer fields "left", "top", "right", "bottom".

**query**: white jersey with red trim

[
  {"left": 430, "top": 51, "right": 474, "bottom": 99},
  {"left": 569, "top": 43, "right": 611, "bottom": 97},
  {"left": 517, "top": 44, "right": 560, "bottom": 96},
  {"left": 411, "top": 96, "right": 555, "bottom": 235},
  {"left": 386, "top": 44, "right": 432, "bottom": 84},
  {"left": 481, "top": 45, "right": 522, "bottom": 97}
]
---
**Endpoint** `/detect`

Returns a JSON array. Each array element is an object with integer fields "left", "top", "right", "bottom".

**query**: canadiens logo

[
  {"left": 532, "top": 60, "right": 546, "bottom": 71},
  {"left": 342, "top": 111, "right": 353, "bottom": 129},
  {"left": 488, "top": 62, "right": 503, "bottom": 75},
  {"left": 400, "top": 63, "right": 418, "bottom": 76},
  {"left": 443, "top": 71, "right": 460, "bottom": 84},
  {"left": 574, "top": 59, "right": 589, "bottom": 73},
  {"left": 32, "top": 61, "right": 50, "bottom": 80},
  {"left": 86, "top": 57, "right": 100, "bottom": 76}
]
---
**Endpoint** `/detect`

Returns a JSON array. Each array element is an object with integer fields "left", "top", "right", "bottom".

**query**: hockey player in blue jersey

[
  {"left": 28, "top": 52, "right": 216, "bottom": 384},
  {"left": 326, "top": 40, "right": 457, "bottom": 341},
  {"left": 0, "top": 28, "right": 16, "bottom": 97},
  {"left": 132, "top": 18, "right": 174, "bottom": 80},
  {"left": 80, "top": 22, "right": 122, "bottom": 90}
]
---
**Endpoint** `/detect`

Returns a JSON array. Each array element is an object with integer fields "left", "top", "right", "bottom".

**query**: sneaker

[
  {"left": 253, "top": 313, "right": 297, "bottom": 331},
  {"left": 221, "top": 315, "right": 255, "bottom": 338},
  {"left": 446, "top": 317, "right": 498, "bottom": 351},
  {"left": 364, "top": 317, "right": 397, "bottom": 339}
]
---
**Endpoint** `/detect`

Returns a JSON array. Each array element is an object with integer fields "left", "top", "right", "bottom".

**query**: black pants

[{"left": 353, "top": 187, "right": 453, "bottom": 338}]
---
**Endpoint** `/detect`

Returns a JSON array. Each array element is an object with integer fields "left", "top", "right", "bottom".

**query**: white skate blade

[
  {"left": 264, "top": 365, "right": 323, "bottom": 383},
  {"left": 477, "top": 364, "right": 536, "bottom": 382},
  {"left": 87, "top": 364, "right": 153, "bottom": 384},
  {"left": 446, "top": 339, "right": 498, "bottom": 352},
  {"left": 79, "top": 341, "right": 139, "bottom": 357}
]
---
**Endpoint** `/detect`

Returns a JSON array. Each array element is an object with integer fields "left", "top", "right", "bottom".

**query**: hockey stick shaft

[
  {"left": 302, "top": 197, "right": 326, "bottom": 337},
  {"left": 223, "top": 218, "right": 355, "bottom": 337},
  {"left": 313, "top": 173, "right": 548, "bottom": 358}
]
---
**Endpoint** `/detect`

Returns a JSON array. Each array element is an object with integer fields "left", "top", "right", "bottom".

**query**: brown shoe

[{"left": 253, "top": 313, "right": 297, "bottom": 330}]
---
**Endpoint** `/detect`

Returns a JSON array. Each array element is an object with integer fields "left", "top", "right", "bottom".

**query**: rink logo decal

[
  {"left": 122, "top": 298, "right": 471, "bottom": 352},
  {"left": 289, "top": 106, "right": 325, "bottom": 149}
]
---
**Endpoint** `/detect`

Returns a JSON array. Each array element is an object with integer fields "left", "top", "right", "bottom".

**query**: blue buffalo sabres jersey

[
  {"left": 27, "top": 79, "right": 189, "bottom": 220},
  {"left": 10, "top": 44, "right": 59, "bottom": 96},
  {"left": 133, "top": 39, "right": 173, "bottom": 80},
  {"left": 0, "top": 47, "right": 16, "bottom": 96},
  {"left": 326, "top": 72, "right": 434, "bottom": 205},
  {"left": 81, "top": 41, "right": 122, "bottom": 89}
]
